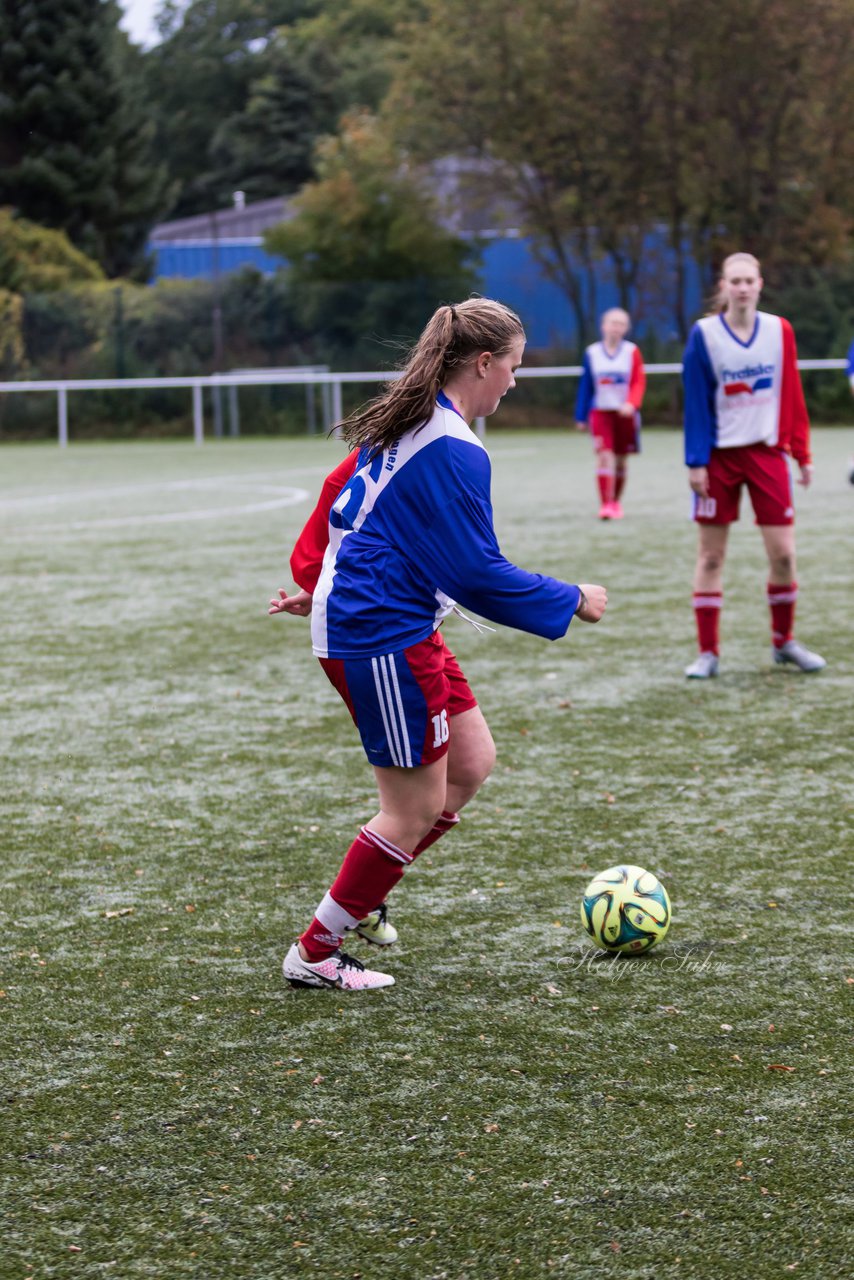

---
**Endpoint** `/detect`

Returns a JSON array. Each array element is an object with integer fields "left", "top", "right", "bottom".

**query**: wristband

[{"left": 575, "top": 588, "right": 588, "bottom": 617}]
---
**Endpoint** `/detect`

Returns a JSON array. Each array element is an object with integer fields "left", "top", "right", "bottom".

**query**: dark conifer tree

[{"left": 0, "top": 0, "right": 170, "bottom": 277}]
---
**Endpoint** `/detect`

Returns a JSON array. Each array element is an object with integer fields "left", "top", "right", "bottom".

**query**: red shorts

[
  {"left": 693, "top": 443, "right": 794, "bottom": 526},
  {"left": 319, "top": 629, "right": 478, "bottom": 769},
  {"left": 590, "top": 409, "right": 640, "bottom": 456}
]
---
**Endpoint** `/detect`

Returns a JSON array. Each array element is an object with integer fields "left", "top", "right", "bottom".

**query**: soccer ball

[{"left": 580, "top": 864, "right": 671, "bottom": 954}]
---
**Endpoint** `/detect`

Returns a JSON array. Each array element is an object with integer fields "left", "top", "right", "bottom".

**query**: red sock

[
  {"left": 614, "top": 469, "right": 626, "bottom": 500},
  {"left": 300, "top": 827, "right": 410, "bottom": 961},
  {"left": 768, "top": 581, "right": 797, "bottom": 648},
  {"left": 597, "top": 469, "right": 615, "bottom": 504},
  {"left": 693, "top": 590, "right": 722, "bottom": 655},
  {"left": 411, "top": 810, "right": 459, "bottom": 858}
]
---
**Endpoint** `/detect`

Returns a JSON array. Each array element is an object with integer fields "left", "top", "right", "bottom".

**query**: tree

[
  {"left": 285, "top": 0, "right": 422, "bottom": 113},
  {"left": 264, "top": 112, "right": 478, "bottom": 364},
  {"left": 387, "top": 0, "right": 854, "bottom": 344},
  {"left": 141, "top": 0, "right": 318, "bottom": 217},
  {"left": 0, "top": 209, "right": 105, "bottom": 293},
  {"left": 206, "top": 42, "right": 338, "bottom": 205},
  {"left": 0, "top": 1, "right": 170, "bottom": 277}
]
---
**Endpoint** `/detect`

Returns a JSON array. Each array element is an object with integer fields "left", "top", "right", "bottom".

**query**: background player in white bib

[
  {"left": 269, "top": 299, "right": 608, "bottom": 991},
  {"left": 682, "top": 252, "right": 826, "bottom": 678},
  {"left": 574, "top": 308, "right": 646, "bottom": 519}
]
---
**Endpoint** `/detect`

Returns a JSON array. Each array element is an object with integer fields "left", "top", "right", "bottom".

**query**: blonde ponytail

[{"left": 340, "top": 298, "right": 525, "bottom": 452}]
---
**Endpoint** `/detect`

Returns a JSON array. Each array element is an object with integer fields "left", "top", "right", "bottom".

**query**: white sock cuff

[{"left": 315, "top": 891, "right": 360, "bottom": 936}]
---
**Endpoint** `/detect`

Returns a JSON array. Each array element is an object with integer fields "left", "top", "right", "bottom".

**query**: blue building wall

[
  {"left": 148, "top": 232, "right": 704, "bottom": 349},
  {"left": 150, "top": 241, "right": 282, "bottom": 280}
]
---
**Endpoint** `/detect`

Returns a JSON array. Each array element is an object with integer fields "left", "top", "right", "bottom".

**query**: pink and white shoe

[
  {"left": 598, "top": 502, "right": 613, "bottom": 520},
  {"left": 283, "top": 943, "right": 395, "bottom": 990},
  {"left": 610, "top": 500, "right": 624, "bottom": 519}
]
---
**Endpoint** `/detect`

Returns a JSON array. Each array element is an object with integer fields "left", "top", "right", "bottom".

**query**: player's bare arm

[{"left": 796, "top": 462, "right": 813, "bottom": 488}]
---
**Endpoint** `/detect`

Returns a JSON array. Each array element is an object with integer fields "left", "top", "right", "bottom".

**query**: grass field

[{"left": 1, "top": 428, "right": 851, "bottom": 1280}]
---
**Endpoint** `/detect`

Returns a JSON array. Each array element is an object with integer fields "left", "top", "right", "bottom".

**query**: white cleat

[
  {"left": 685, "top": 652, "right": 719, "bottom": 679},
  {"left": 282, "top": 943, "right": 395, "bottom": 991},
  {"left": 354, "top": 902, "right": 398, "bottom": 946},
  {"left": 773, "top": 639, "right": 826, "bottom": 672}
]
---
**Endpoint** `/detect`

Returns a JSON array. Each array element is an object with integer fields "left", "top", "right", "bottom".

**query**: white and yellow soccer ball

[{"left": 580, "top": 864, "right": 671, "bottom": 954}]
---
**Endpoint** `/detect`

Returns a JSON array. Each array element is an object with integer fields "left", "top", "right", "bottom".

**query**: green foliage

[
  {"left": 0, "top": 209, "right": 105, "bottom": 294},
  {"left": 0, "top": 286, "right": 24, "bottom": 375},
  {"left": 286, "top": 0, "right": 422, "bottom": 112},
  {"left": 0, "top": 0, "right": 170, "bottom": 277},
  {"left": 142, "top": 0, "right": 321, "bottom": 217},
  {"left": 206, "top": 44, "right": 339, "bottom": 206},
  {"left": 264, "top": 112, "right": 479, "bottom": 364},
  {"left": 389, "top": 0, "right": 854, "bottom": 344}
]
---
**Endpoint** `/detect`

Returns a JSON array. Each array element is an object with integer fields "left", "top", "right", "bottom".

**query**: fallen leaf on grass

[
  {"left": 104, "top": 908, "right": 134, "bottom": 918},
  {"left": 767, "top": 1064, "right": 795, "bottom": 1072}
]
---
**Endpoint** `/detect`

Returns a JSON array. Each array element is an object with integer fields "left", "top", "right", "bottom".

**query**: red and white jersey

[
  {"left": 575, "top": 341, "right": 645, "bottom": 420},
  {"left": 683, "top": 311, "right": 811, "bottom": 466}
]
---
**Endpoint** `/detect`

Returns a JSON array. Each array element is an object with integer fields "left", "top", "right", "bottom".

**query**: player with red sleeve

[
  {"left": 575, "top": 308, "right": 646, "bottom": 519},
  {"left": 281, "top": 452, "right": 359, "bottom": 613},
  {"left": 682, "top": 252, "right": 826, "bottom": 678},
  {"left": 269, "top": 298, "right": 608, "bottom": 991}
]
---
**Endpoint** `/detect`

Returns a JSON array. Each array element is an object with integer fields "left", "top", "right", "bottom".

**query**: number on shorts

[
  {"left": 431, "top": 710, "right": 449, "bottom": 748},
  {"left": 695, "top": 495, "right": 717, "bottom": 519}
]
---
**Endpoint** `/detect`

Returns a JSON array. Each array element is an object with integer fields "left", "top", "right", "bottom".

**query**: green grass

[{"left": 1, "top": 429, "right": 851, "bottom": 1280}]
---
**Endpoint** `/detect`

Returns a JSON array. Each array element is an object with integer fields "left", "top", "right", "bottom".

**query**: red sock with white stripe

[
  {"left": 693, "top": 590, "right": 722, "bottom": 655},
  {"left": 411, "top": 810, "right": 459, "bottom": 857},
  {"left": 300, "top": 827, "right": 411, "bottom": 961},
  {"left": 597, "top": 468, "right": 616, "bottom": 504},
  {"left": 768, "top": 581, "right": 797, "bottom": 649}
]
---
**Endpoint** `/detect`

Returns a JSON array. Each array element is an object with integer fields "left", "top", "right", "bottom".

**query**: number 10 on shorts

[{"left": 432, "top": 709, "right": 449, "bottom": 748}]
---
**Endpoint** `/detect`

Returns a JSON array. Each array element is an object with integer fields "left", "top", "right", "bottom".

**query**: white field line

[{"left": 0, "top": 478, "right": 310, "bottom": 532}]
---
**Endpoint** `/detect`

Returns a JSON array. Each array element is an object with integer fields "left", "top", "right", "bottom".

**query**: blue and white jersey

[
  {"left": 310, "top": 393, "right": 581, "bottom": 659},
  {"left": 683, "top": 312, "right": 798, "bottom": 466},
  {"left": 575, "top": 341, "right": 643, "bottom": 420}
]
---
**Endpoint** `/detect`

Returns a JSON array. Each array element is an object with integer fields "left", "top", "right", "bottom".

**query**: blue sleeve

[
  {"left": 847, "top": 339, "right": 854, "bottom": 377},
  {"left": 683, "top": 325, "right": 717, "bottom": 466},
  {"left": 409, "top": 446, "right": 581, "bottom": 641},
  {"left": 574, "top": 351, "right": 595, "bottom": 422}
]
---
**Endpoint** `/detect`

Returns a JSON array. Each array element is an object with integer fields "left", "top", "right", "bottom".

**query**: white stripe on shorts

[
  {"left": 386, "top": 653, "right": 413, "bottom": 767},
  {"left": 372, "top": 654, "right": 412, "bottom": 768},
  {"left": 371, "top": 656, "right": 402, "bottom": 765}
]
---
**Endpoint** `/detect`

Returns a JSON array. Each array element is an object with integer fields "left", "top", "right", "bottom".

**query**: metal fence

[{"left": 0, "top": 360, "right": 847, "bottom": 446}]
